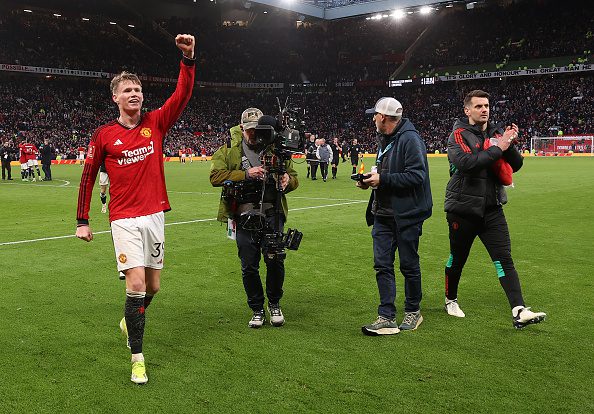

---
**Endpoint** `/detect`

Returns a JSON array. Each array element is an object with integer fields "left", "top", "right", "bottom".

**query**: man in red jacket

[{"left": 75, "top": 34, "right": 196, "bottom": 384}]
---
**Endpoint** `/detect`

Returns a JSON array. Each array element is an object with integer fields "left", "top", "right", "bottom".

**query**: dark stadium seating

[
  {"left": 1, "top": 73, "right": 592, "bottom": 157},
  {"left": 0, "top": 0, "right": 592, "bottom": 157}
]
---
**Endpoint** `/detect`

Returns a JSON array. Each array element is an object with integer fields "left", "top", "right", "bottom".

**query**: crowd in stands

[
  {"left": 1, "top": 72, "right": 592, "bottom": 158},
  {"left": 0, "top": 8, "right": 424, "bottom": 83},
  {"left": 1, "top": 0, "right": 592, "bottom": 158},
  {"left": 2, "top": 0, "right": 592, "bottom": 85},
  {"left": 410, "top": 0, "right": 593, "bottom": 75}
]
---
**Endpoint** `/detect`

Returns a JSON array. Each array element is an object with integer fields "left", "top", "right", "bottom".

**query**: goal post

[{"left": 530, "top": 136, "right": 594, "bottom": 156}]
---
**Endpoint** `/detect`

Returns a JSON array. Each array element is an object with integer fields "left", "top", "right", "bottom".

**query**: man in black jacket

[
  {"left": 357, "top": 97, "right": 432, "bottom": 336},
  {"left": 1, "top": 140, "right": 16, "bottom": 180},
  {"left": 39, "top": 138, "right": 54, "bottom": 181},
  {"left": 444, "top": 89, "right": 546, "bottom": 329}
]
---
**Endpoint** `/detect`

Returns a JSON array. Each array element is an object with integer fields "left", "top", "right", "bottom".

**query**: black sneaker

[{"left": 248, "top": 310, "right": 266, "bottom": 328}]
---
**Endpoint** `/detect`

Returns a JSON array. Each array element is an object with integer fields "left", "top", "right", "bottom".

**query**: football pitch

[{"left": 0, "top": 157, "right": 592, "bottom": 413}]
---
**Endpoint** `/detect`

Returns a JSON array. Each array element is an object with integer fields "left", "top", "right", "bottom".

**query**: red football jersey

[
  {"left": 24, "top": 143, "right": 38, "bottom": 160},
  {"left": 18, "top": 143, "right": 27, "bottom": 163},
  {"left": 185, "top": 148, "right": 192, "bottom": 155},
  {"left": 78, "top": 146, "right": 86, "bottom": 153},
  {"left": 76, "top": 60, "right": 195, "bottom": 223}
]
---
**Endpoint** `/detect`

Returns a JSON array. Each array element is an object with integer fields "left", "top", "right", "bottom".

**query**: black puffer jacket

[{"left": 444, "top": 118, "right": 523, "bottom": 218}]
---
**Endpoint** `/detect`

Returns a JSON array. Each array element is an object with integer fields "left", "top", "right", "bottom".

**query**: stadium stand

[{"left": 0, "top": 0, "right": 592, "bottom": 157}]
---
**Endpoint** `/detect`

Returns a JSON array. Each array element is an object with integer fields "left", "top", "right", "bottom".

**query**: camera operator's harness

[{"left": 221, "top": 144, "right": 302, "bottom": 260}]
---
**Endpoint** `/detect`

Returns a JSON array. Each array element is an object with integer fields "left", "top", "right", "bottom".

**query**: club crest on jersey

[
  {"left": 118, "top": 254, "right": 127, "bottom": 263},
  {"left": 140, "top": 127, "right": 152, "bottom": 138}
]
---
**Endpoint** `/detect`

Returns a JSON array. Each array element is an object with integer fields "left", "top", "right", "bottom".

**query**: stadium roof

[{"left": 249, "top": 0, "right": 464, "bottom": 19}]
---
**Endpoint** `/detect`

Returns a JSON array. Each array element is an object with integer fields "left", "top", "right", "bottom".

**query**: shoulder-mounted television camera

[{"left": 253, "top": 97, "right": 306, "bottom": 156}]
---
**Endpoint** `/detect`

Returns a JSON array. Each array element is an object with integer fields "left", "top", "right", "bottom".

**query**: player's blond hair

[{"left": 110, "top": 72, "right": 142, "bottom": 95}]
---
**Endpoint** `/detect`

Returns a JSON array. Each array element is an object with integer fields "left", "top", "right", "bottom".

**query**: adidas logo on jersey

[{"left": 114, "top": 139, "right": 123, "bottom": 146}]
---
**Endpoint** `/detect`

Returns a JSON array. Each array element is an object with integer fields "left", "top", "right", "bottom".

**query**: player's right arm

[{"left": 75, "top": 131, "right": 105, "bottom": 242}]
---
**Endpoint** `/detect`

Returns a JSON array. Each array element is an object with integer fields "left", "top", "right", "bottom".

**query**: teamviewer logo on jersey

[
  {"left": 114, "top": 139, "right": 123, "bottom": 146},
  {"left": 118, "top": 141, "right": 154, "bottom": 165}
]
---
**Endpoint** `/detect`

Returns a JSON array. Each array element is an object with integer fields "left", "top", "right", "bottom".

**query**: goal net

[{"left": 530, "top": 136, "right": 594, "bottom": 156}]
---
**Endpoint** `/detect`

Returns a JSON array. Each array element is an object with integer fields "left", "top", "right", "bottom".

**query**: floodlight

[{"left": 391, "top": 10, "right": 405, "bottom": 19}]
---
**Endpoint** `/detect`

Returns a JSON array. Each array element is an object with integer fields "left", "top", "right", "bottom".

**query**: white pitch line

[
  {"left": 290, "top": 200, "right": 367, "bottom": 211},
  {"left": 288, "top": 196, "right": 366, "bottom": 202},
  {"left": 0, "top": 179, "right": 72, "bottom": 188},
  {"left": 168, "top": 191, "right": 218, "bottom": 195},
  {"left": 0, "top": 201, "right": 366, "bottom": 247}
]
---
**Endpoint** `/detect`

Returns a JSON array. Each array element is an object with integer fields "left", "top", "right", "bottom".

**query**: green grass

[{"left": 0, "top": 157, "right": 593, "bottom": 413}]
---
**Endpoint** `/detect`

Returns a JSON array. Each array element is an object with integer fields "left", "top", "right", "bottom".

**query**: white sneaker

[
  {"left": 268, "top": 303, "right": 285, "bottom": 327},
  {"left": 31, "top": 177, "right": 36, "bottom": 182},
  {"left": 513, "top": 307, "right": 546, "bottom": 329},
  {"left": 445, "top": 299, "right": 465, "bottom": 318},
  {"left": 101, "top": 204, "right": 107, "bottom": 213}
]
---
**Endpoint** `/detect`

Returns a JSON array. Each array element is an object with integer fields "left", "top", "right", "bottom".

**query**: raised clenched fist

[{"left": 175, "top": 34, "right": 195, "bottom": 59}]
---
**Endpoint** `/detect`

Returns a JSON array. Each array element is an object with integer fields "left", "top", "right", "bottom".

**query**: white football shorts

[
  {"left": 99, "top": 172, "right": 109, "bottom": 186},
  {"left": 111, "top": 211, "right": 165, "bottom": 272}
]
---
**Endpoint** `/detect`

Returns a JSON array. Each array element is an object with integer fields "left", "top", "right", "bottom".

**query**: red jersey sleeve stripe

[
  {"left": 454, "top": 128, "right": 472, "bottom": 154},
  {"left": 76, "top": 123, "right": 109, "bottom": 221}
]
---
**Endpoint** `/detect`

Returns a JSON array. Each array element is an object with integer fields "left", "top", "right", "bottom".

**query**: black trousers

[
  {"left": 1, "top": 162, "right": 11, "bottom": 179},
  {"left": 310, "top": 161, "right": 318, "bottom": 179},
  {"left": 236, "top": 215, "right": 286, "bottom": 311},
  {"left": 319, "top": 162, "right": 329, "bottom": 179},
  {"left": 445, "top": 206, "right": 524, "bottom": 308},
  {"left": 42, "top": 163, "right": 52, "bottom": 180},
  {"left": 372, "top": 216, "right": 423, "bottom": 319}
]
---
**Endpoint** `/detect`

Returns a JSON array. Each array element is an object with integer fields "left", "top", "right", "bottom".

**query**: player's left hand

[
  {"left": 176, "top": 34, "right": 195, "bottom": 59},
  {"left": 362, "top": 172, "right": 380, "bottom": 188}
]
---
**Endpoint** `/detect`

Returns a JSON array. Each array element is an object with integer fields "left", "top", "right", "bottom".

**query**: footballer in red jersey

[
  {"left": 185, "top": 146, "right": 193, "bottom": 163},
  {"left": 24, "top": 142, "right": 42, "bottom": 181},
  {"left": 75, "top": 34, "right": 196, "bottom": 385},
  {"left": 18, "top": 142, "right": 29, "bottom": 181}
]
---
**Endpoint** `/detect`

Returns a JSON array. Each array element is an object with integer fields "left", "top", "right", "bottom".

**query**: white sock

[
  {"left": 131, "top": 353, "right": 144, "bottom": 363},
  {"left": 445, "top": 298, "right": 457, "bottom": 304},
  {"left": 512, "top": 306, "right": 525, "bottom": 317}
]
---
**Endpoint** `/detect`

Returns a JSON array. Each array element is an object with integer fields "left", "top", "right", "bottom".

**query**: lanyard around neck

[{"left": 376, "top": 139, "right": 396, "bottom": 164}]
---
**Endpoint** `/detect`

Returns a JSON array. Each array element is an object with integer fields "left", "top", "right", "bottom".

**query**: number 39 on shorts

[{"left": 151, "top": 242, "right": 164, "bottom": 258}]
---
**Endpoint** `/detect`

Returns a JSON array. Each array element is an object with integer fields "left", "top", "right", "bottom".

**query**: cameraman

[{"left": 210, "top": 107, "right": 299, "bottom": 329}]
